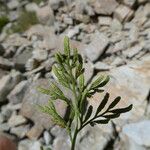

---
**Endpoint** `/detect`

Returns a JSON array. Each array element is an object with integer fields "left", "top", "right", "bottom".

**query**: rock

[
  {"left": 7, "top": 0, "right": 19, "bottom": 10},
  {"left": 8, "top": 10, "right": 19, "bottom": 21},
  {"left": 0, "top": 114, "right": 5, "bottom": 124},
  {"left": 52, "top": 128, "right": 70, "bottom": 150},
  {"left": 144, "top": 3, "right": 150, "bottom": 18},
  {"left": 1, "top": 105, "right": 12, "bottom": 121},
  {"left": 26, "top": 124, "right": 44, "bottom": 140},
  {"left": 21, "top": 79, "right": 67, "bottom": 129},
  {"left": 123, "top": 120, "right": 150, "bottom": 147},
  {"left": 0, "top": 71, "right": 22, "bottom": 102},
  {"left": 114, "top": 5, "right": 134, "bottom": 22},
  {"left": 94, "top": 62, "right": 112, "bottom": 71},
  {"left": 49, "top": 0, "right": 64, "bottom": 10},
  {"left": 36, "top": 6, "right": 54, "bottom": 26},
  {"left": 115, "top": 133, "right": 146, "bottom": 150},
  {"left": 25, "top": 58, "right": 39, "bottom": 71},
  {"left": 25, "top": 2, "right": 39, "bottom": 13},
  {"left": 0, "top": 44, "right": 5, "bottom": 55},
  {"left": 123, "top": 0, "right": 136, "bottom": 7},
  {"left": 111, "top": 57, "right": 126, "bottom": 67},
  {"left": 85, "top": 32, "right": 109, "bottom": 62},
  {"left": 10, "top": 125, "right": 30, "bottom": 138},
  {"left": 89, "top": 57, "right": 150, "bottom": 126},
  {"left": 43, "top": 131, "right": 52, "bottom": 145},
  {"left": 18, "top": 140, "right": 41, "bottom": 150},
  {"left": 32, "top": 49, "right": 48, "bottom": 62},
  {"left": 84, "top": 60, "right": 94, "bottom": 83},
  {"left": 75, "top": 14, "right": 90, "bottom": 24},
  {"left": 66, "top": 27, "right": 79, "bottom": 38},
  {"left": 0, "top": 57, "right": 14, "bottom": 70},
  {"left": 14, "top": 49, "right": 32, "bottom": 71},
  {"left": 18, "top": 139, "right": 32, "bottom": 150},
  {"left": 0, "top": 123, "right": 10, "bottom": 132},
  {"left": 8, "top": 113, "right": 27, "bottom": 127},
  {"left": 98, "top": 17, "right": 112, "bottom": 26},
  {"left": 91, "top": 0, "right": 119, "bottom": 15},
  {"left": 7, "top": 80, "right": 28, "bottom": 104},
  {"left": 138, "top": 0, "right": 148, "bottom": 4},
  {"left": 29, "top": 141, "right": 41, "bottom": 150},
  {"left": 0, "top": 69, "right": 8, "bottom": 79},
  {"left": 0, "top": 136, "right": 16, "bottom": 150},
  {"left": 110, "top": 18, "right": 123, "bottom": 31},
  {"left": 76, "top": 123, "right": 113, "bottom": 150},
  {"left": 123, "top": 44, "right": 143, "bottom": 58}
]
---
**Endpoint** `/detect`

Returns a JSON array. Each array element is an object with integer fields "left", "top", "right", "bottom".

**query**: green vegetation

[
  {"left": 12, "top": 11, "right": 38, "bottom": 33},
  {"left": 0, "top": 15, "right": 9, "bottom": 32},
  {"left": 32, "top": 0, "right": 43, "bottom": 4},
  {"left": 38, "top": 37, "right": 133, "bottom": 150}
]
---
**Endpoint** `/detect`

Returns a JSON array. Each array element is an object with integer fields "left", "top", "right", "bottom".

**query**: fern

[{"left": 38, "top": 36, "right": 133, "bottom": 150}]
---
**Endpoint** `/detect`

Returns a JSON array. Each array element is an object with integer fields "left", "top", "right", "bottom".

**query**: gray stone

[
  {"left": 90, "top": 57, "right": 150, "bottom": 126},
  {"left": 10, "top": 125, "right": 30, "bottom": 138},
  {"left": 32, "top": 49, "right": 48, "bottom": 62},
  {"left": 26, "top": 124, "right": 44, "bottom": 140},
  {"left": 115, "top": 133, "right": 146, "bottom": 150},
  {"left": 0, "top": 71, "right": 22, "bottom": 102},
  {"left": 123, "top": 44, "right": 143, "bottom": 58},
  {"left": 25, "top": 2, "right": 39, "bottom": 13},
  {"left": 138, "top": 0, "right": 148, "bottom": 4},
  {"left": 114, "top": 5, "right": 134, "bottom": 22},
  {"left": 98, "top": 17, "right": 112, "bottom": 26},
  {"left": 14, "top": 49, "right": 32, "bottom": 71},
  {"left": 43, "top": 131, "right": 52, "bottom": 145},
  {"left": 36, "top": 6, "right": 54, "bottom": 26},
  {"left": 66, "top": 27, "right": 79, "bottom": 38},
  {"left": 110, "top": 18, "right": 123, "bottom": 31},
  {"left": 8, "top": 113, "right": 27, "bottom": 127},
  {"left": 123, "top": 120, "right": 150, "bottom": 147},
  {"left": 123, "top": 0, "right": 136, "bottom": 7},
  {"left": 7, "top": 0, "right": 19, "bottom": 10},
  {"left": 7, "top": 80, "right": 29, "bottom": 104},
  {"left": 94, "top": 62, "right": 112, "bottom": 71},
  {"left": 91, "top": 0, "right": 119, "bottom": 15},
  {"left": 0, "top": 114, "right": 5, "bottom": 124},
  {"left": 18, "top": 140, "right": 41, "bottom": 150},
  {"left": 21, "top": 79, "right": 67, "bottom": 129},
  {"left": 0, "top": 57, "right": 14, "bottom": 70},
  {"left": 49, "top": 0, "right": 64, "bottom": 10},
  {"left": 25, "top": 58, "right": 39, "bottom": 71},
  {"left": 0, "top": 123, "right": 10, "bottom": 132},
  {"left": 85, "top": 33, "right": 109, "bottom": 62}
]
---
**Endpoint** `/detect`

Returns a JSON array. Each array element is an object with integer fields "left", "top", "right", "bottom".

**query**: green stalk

[{"left": 71, "top": 127, "right": 78, "bottom": 150}]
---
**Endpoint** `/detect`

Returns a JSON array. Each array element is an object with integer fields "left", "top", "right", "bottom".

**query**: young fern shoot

[{"left": 38, "top": 36, "right": 133, "bottom": 150}]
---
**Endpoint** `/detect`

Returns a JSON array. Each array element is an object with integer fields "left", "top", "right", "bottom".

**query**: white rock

[
  {"left": 36, "top": 5, "right": 54, "bottom": 26},
  {"left": 123, "top": 44, "right": 143, "bottom": 58},
  {"left": 44, "top": 131, "right": 52, "bottom": 145},
  {"left": 0, "top": 57, "right": 14, "bottom": 70},
  {"left": 7, "top": 0, "right": 19, "bottom": 10},
  {"left": 32, "top": 49, "right": 48, "bottom": 61},
  {"left": 10, "top": 125, "right": 30, "bottom": 138},
  {"left": 0, "top": 71, "right": 22, "bottom": 102},
  {"left": 94, "top": 62, "right": 112, "bottom": 70},
  {"left": 98, "top": 17, "right": 112, "bottom": 26},
  {"left": 7, "top": 80, "right": 28, "bottom": 104},
  {"left": 123, "top": 120, "right": 150, "bottom": 147},
  {"left": 25, "top": 2, "right": 39, "bottom": 13},
  {"left": 8, "top": 113, "right": 27, "bottom": 127},
  {"left": 85, "top": 33, "right": 109, "bottom": 62},
  {"left": 114, "top": 5, "right": 134, "bottom": 22},
  {"left": 123, "top": 0, "right": 136, "bottom": 7}
]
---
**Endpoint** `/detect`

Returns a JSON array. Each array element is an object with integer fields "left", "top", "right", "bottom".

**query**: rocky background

[{"left": 0, "top": 0, "right": 150, "bottom": 150}]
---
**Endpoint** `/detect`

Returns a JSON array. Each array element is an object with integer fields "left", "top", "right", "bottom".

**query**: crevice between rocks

[{"left": 103, "top": 121, "right": 119, "bottom": 150}]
